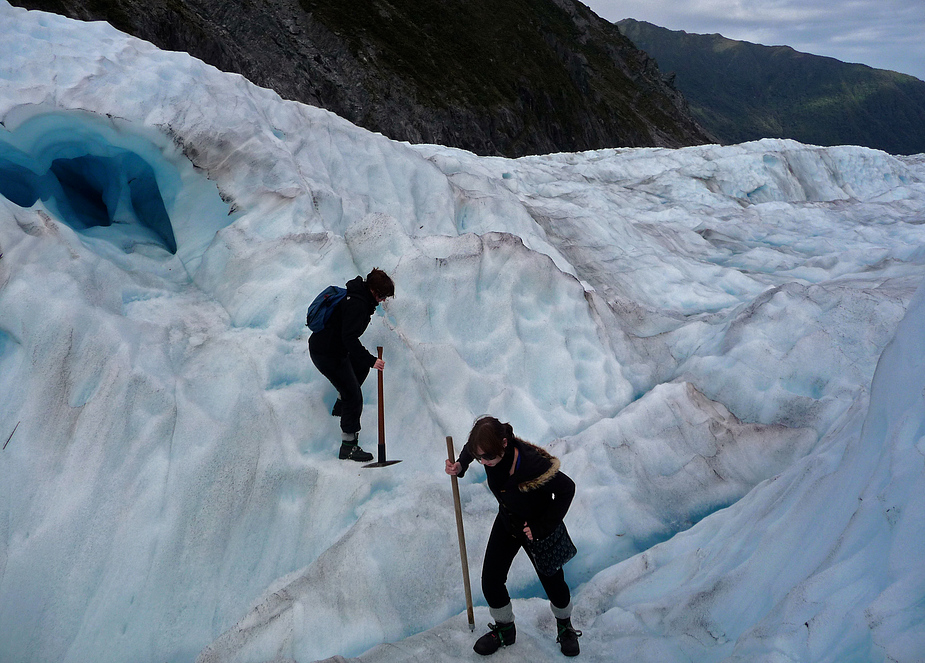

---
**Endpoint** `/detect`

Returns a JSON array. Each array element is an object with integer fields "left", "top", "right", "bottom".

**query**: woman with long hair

[{"left": 445, "top": 416, "right": 581, "bottom": 656}]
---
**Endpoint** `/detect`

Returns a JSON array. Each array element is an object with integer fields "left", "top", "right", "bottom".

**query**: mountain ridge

[{"left": 617, "top": 18, "right": 925, "bottom": 155}]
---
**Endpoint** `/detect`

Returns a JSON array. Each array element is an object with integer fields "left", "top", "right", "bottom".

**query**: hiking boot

[
  {"left": 331, "top": 398, "right": 343, "bottom": 417},
  {"left": 556, "top": 618, "right": 582, "bottom": 657},
  {"left": 473, "top": 622, "right": 515, "bottom": 655},
  {"left": 339, "top": 442, "right": 373, "bottom": 462}
]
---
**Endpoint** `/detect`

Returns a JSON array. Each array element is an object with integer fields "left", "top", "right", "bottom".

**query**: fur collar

[{"left": 516, "top": 441, "right": 561, "bottom": 492}]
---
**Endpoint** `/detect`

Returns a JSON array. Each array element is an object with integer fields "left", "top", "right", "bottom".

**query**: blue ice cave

[{"left": 0, "top": 109, "right": 230, "bottom": 257}]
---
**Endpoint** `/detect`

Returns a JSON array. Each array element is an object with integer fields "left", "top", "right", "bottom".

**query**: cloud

[{"left": 589, "top": 0, "right": 925, "bottom": 80}]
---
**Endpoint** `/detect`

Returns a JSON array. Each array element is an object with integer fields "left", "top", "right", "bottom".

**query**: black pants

[
  {"left": 309, "top": 346, "right": 371, "bottom": 435},
  {"left": 481, "top": 515, "right": 571, "bottom": 612}
]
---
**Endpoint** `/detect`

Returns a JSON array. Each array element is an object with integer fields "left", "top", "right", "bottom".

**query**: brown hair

[
  {"left": 366, "top": 267, "right": 395, "bottom": 300},
  {"left": 465, "top": 416, "right": 514, "bottom": 459}
]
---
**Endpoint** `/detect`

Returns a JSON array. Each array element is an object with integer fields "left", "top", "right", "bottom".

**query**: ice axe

[
  {"left": 363, "top": 347, "right": 401, "bottom": 468},
  {"left": 446, "top": 435, "right": 475, "bottom": 631}
]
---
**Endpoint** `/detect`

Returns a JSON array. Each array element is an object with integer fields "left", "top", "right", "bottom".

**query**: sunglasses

[{"left": 473, "top": 451, "right": 499, "bottom": 462}]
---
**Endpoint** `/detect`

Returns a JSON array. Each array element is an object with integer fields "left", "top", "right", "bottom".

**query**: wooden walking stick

[
  {"left": 447, "top": 435, "right": 475, "bottom": 631},
  {"left": 363, "top": 346, "right": 401, "bottom": 468}
]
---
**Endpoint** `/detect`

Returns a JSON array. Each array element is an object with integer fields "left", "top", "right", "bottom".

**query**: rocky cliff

[{"left": 12, "top": 0, "right": 714, "bottom": 157}]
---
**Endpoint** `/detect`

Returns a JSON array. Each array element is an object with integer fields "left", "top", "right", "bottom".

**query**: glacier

[{"left": 0, "top": 2, "right": 924, "bottom": 662}]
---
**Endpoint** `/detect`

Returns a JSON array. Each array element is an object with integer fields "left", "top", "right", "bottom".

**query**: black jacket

[
  {"left": 458, "top": 438, "right": 575, "bottom": 542},
  {"left": 308, "top": 276, "right": 378, "bottom": 367}
]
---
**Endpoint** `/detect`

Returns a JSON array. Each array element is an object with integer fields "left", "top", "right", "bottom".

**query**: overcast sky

[{"left": 583, "top": 0, "right": 925, "bottom": 82}]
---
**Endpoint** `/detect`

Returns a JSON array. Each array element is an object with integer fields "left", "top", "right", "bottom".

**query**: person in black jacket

[
  {"left": 309, "top": 268, "right": 394, "bottom": 461},
  {"left": 446, "top": 416, "right": 582, "bottom": 656}
]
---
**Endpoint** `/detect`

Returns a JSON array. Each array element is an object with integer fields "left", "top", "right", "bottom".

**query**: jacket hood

[
  {"left": 345, "top": 276, "right": 376, "bottom": 309},
  {"left": 346, "top": 275, "right": 370, "bottom": 296}
]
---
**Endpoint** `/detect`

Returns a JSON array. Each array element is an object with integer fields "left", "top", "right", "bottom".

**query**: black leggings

[
  {"left": 481, "top": 515, "right": 571, "bottom": 611},
  {"left": 309, "top": 347, "right": 371, "bottom": 435}
]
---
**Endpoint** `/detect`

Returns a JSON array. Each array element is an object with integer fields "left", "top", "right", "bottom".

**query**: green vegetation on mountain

[
  {"left": 299, "top": 0, "right": 581, "bottom": 107},
  {"left": 618, "top": 19, "right": 925, "bottom": 155}
]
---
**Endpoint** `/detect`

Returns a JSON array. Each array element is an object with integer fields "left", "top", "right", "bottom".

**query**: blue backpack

[{"left": 306, "top": 285, "right": 347, "bottom": 332}]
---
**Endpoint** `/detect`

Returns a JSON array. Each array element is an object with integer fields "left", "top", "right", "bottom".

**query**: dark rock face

[{"left": 13, "top": 0, "right": 714, "bottom": 157}]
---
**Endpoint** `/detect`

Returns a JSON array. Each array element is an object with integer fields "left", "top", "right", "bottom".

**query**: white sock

[{"left": 489, "top": 602, "right": 514, "bottom": 624}]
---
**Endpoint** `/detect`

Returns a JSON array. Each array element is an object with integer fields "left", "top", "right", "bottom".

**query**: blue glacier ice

[{"left": 0, "top": 110, "right": 186, "bottom": 254}]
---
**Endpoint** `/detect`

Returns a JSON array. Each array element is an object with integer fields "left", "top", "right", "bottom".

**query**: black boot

[
  {"left": 556, "top": 618, "right": 581, "bottom": 657},
  {"left": 339, "top": 441, "right": 373, "bottom": 462},
  {"left": 473, "top": 621, "right": 516, "bottom": 655}
]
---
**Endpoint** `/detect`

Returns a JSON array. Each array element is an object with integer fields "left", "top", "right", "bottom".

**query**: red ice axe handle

[{"left": 362, "top": 347, "right": 400, "bottom": 468}]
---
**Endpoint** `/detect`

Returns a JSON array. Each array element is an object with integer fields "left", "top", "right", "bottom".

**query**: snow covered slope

[{"left": 0, "top": 3, "right": 924, "bottom": 662}]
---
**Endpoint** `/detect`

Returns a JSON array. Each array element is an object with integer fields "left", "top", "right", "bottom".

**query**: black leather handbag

[{"left": 528, "top": 521, "right": 577, "bottom": 576}]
